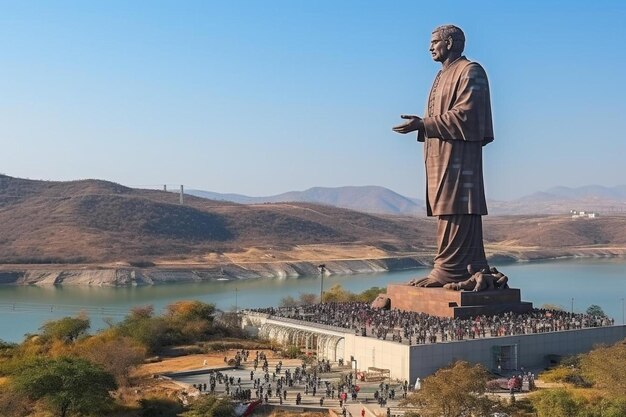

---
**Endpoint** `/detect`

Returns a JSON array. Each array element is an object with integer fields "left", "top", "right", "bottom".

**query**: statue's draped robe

[{"left": 417, "top": 56, "right": 494, "bottom": 285}]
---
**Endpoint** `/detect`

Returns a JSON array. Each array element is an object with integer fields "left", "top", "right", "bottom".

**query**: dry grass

[
  {"left": 0, "top": 175, "right": 432, "bottom": 264},
  {"left": 1, "top": 175, "right": 625, "bottom": 266}
]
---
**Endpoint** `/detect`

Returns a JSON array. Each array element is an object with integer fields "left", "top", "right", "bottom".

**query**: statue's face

[{"left": 429, "top": 32, "right": 450, "bottom": 62}]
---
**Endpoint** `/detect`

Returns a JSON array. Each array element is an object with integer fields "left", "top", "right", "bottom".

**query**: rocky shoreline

[
  {"left": 0, "top": 256, "right": 429, "bottom": 287},
  {"left": 0, "top": 248, "right": 624, "bottom": 287}
]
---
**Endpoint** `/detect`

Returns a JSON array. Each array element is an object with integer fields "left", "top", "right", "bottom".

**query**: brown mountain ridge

[
  {"left": 0, "top": 175, "right": 432, "bottom": 264},
  {"left": 1, "top": 175, "right": 625, "bottom": 267}
]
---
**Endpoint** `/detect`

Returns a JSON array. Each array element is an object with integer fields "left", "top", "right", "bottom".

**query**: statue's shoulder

[{"left": 462, "top": 59, "right": 489, "bottom": 80}]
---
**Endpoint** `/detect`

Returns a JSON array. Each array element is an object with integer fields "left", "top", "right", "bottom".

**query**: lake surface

[{"left": 0, "top": 258, "right": 625, "bottom": 343}]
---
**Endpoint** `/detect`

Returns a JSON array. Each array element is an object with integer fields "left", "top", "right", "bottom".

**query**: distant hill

[
  {"left": 189, "top": 184, "right": 626, "bottom": 216},
  {"left": 1, "top": 175, "right": 625, "bottom": 265},
  {"left": 0, "top": 175, "right": 432, "bottom": 263},
  {"left": 489, "top": 185, "right": 626, "bottom": 215},
  {"left": 188, "top": 186, "right": 426, "bottom": 216}
]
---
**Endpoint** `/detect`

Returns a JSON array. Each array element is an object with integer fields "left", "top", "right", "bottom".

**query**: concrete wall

[
  {"left": 408, "top": 325, "right": 626, "bottom": 383},
  {"left": 343, "top": 334, "right": 410, "bottom": 382},
  {"left": 242, "top": 313, "right": 626, "bottom": 386}
]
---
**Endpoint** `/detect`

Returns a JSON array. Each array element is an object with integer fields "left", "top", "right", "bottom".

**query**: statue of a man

[{"left": 393, "top": 25, "right": 494, "bottom": 287}]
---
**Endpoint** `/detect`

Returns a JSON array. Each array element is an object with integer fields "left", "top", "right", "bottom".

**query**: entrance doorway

[{"left": 492, "top": 344, "right": 518, "bottom": 372}]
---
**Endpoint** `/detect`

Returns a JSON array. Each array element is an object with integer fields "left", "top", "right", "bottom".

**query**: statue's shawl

[{"left": 422, "top": 57, "right": 494, "bottom": 216}]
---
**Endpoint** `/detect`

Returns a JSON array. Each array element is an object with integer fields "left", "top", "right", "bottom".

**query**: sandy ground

[
  {"left": 127, "top": 349, "right": 283, "bottom": 402},
  {"left": 153, "top": 244, "right": 405, "bottom": 266},
  {"left": 223, "top": 245, "right": 397, "bottom": 264},
  {"left": 134, "top": 353, "right": 231, "bottom": 378}
]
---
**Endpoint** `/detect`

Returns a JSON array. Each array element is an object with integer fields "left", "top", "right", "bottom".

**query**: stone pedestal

[{"left": 386, "top": 285, "right": 533, "bottom": 319}]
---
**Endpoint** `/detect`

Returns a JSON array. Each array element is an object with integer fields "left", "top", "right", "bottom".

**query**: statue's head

[{"left": 430, "top": 25, "right": 465, "bottom": 62}]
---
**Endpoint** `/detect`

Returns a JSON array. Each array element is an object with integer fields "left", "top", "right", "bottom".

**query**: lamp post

[
  {"left": 622, "top": 298, "right": 624, "bottom": 325},
  {"left": 235, "top": 287, "right": 238, "bottom": 313},
  {"left": 318, "top": 264, "right": 326, "bottom": 304},
  {"left": 571, "top": 297, "right": 574, "bottom": 314}
]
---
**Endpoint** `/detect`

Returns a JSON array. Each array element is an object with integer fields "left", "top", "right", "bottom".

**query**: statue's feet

[
  {"left": 406, "top": 277, "right": 428, "bottom": 286},
  {"left": 443, "top": 283, "right": 461, "bottom": 291}
]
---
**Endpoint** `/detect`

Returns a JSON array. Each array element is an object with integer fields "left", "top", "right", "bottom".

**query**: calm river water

[{"left": 0, "top": 258, "right": 625, "bottom": 343}]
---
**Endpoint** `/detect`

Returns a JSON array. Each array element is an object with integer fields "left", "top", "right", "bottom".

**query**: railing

[
  {"left": 0, "top": 302, "right": 128, "bottom": 317},
  {"left": 263, "top": 315, "right": 351, "bottom": 334}
]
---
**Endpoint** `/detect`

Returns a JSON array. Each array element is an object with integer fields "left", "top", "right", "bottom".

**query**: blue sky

[{"left": 1, "top": 1, "right": 625, "bottom": 200}]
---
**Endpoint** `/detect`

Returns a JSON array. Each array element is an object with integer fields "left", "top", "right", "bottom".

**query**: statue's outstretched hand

[{"left": 392, "top": 115, "right": 424, "bottom": 134}]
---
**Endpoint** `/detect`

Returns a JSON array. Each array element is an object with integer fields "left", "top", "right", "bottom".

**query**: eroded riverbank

[{"left": 0, "top": 245, "right": 625, "bottom": 286}]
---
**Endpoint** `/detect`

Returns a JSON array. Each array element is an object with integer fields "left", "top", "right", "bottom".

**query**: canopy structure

[{"left": 259, "top": 322, "right": 345, "bottom": 361}]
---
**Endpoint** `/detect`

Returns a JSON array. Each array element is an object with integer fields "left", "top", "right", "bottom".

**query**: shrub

[
  {"left": 580, "top": 340, "right": 626, "bottom": 397},
  {"left": 39, "top": 316, "right": 90, "bottom": 343},
  {"left": 282, "top": 345, "right": 301, "bottom": 359},
  {"left": 74, "top": 332, "right": 146, "bottom": 386},
  {"left": 181, "top": 395, "right": 234, "bottom": 417},
  {"left": 139, "top": 397, "right": 183, "bottom": 417},
  {"left": 530, "top": 389, "right": 579, "bottom": 417},
  {"left": 11, "top": 356, "right": 117, "bottom": 417},
  {"left": 586, "top": 304, "right": 607, "bottom": 317},
  {"left": 539, "top": 366, "right": 578, "bottom": 383}
]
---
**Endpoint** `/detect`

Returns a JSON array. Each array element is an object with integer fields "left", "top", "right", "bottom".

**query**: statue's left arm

[{"left": 422, "top": 63, "right": 494, "bottom": 145}]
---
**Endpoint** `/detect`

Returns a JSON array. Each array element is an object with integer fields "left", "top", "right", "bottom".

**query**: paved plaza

[{"left": 167, "top": 354, "right": 407, "bottom": 416}]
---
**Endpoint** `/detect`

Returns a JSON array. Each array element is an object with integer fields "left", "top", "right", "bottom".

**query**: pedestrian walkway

[{"left": 168, "top": 354, "right": 405, "bottom": 414}]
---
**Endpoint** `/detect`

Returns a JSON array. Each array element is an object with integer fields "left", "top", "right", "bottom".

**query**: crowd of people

[
  {"left": 192, "top": 351, "right": 396, "bottom": 408},
  {"left": 252, "top": 302, "right": 614, "bottom": 345}
]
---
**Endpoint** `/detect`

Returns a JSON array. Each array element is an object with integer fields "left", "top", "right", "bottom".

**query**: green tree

[
  {"left": 400, "top": 361, "right": 496, "bottom": 417},
  {"left": 181, "top": 395, "right": 234, "bottom": 417},
  {"left": 530, "top": 389, "right": 579, "bottom": 417},
  {"left": 165, "top": 300, "right": 216, "bottom": 343},
  {"left": 39, "top": 316, "right": 90, "bottom": 343},
  {"left": 585, "top": 304, "right": 606, "bottom": 317},
  {"left": 279, "top": 295, "right": 298, "bottom": 307},
  {"left": 166, "top": 300, "right": 215, "bottom": 323},
  {"left": 357, "top": 286, "right": 386, "bottom": 303},
  {"left": 322, "top": 284, "right": 353, "bottom": 303},
  {"left": 282, "top": 345, "right": 301, "bottom": 358},
  {"left": 75, "top": 332, "right": 146, "bottom": 386},
  {"left": 11, "top": 356, "right": 117, "bottom": 417},
  {"left": 115, "top": 305, "right": 171, "bottom": 353}
]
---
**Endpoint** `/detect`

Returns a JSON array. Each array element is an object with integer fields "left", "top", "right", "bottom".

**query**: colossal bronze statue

[{"left": 393, "top": 24, "right": 496, "bottom": 288}]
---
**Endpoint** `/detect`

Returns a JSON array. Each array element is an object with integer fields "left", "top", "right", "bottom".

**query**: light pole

[
  {"left": 235, "top": 287, "right": 238, "bottom": 313},
  {"left": 318, "top": 264, "right": 326, "bottom": 304},
  {"left": 622, "top": 298, "right": 624, "bottom": 325},
  {"left": 571, "top": 297, "right": 574, "bottom": 314}
]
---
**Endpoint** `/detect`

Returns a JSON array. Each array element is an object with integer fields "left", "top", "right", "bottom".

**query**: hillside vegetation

[
  {"left": 0, "top": 175, "right": 431, "bottom": 263},
  {"left": 1, "top": 175, "right": 625, "bottom": 265}
]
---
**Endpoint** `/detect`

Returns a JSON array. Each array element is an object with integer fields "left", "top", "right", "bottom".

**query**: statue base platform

[{"left": 386, "top": 284, "right": 533, "bottom": 319}]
